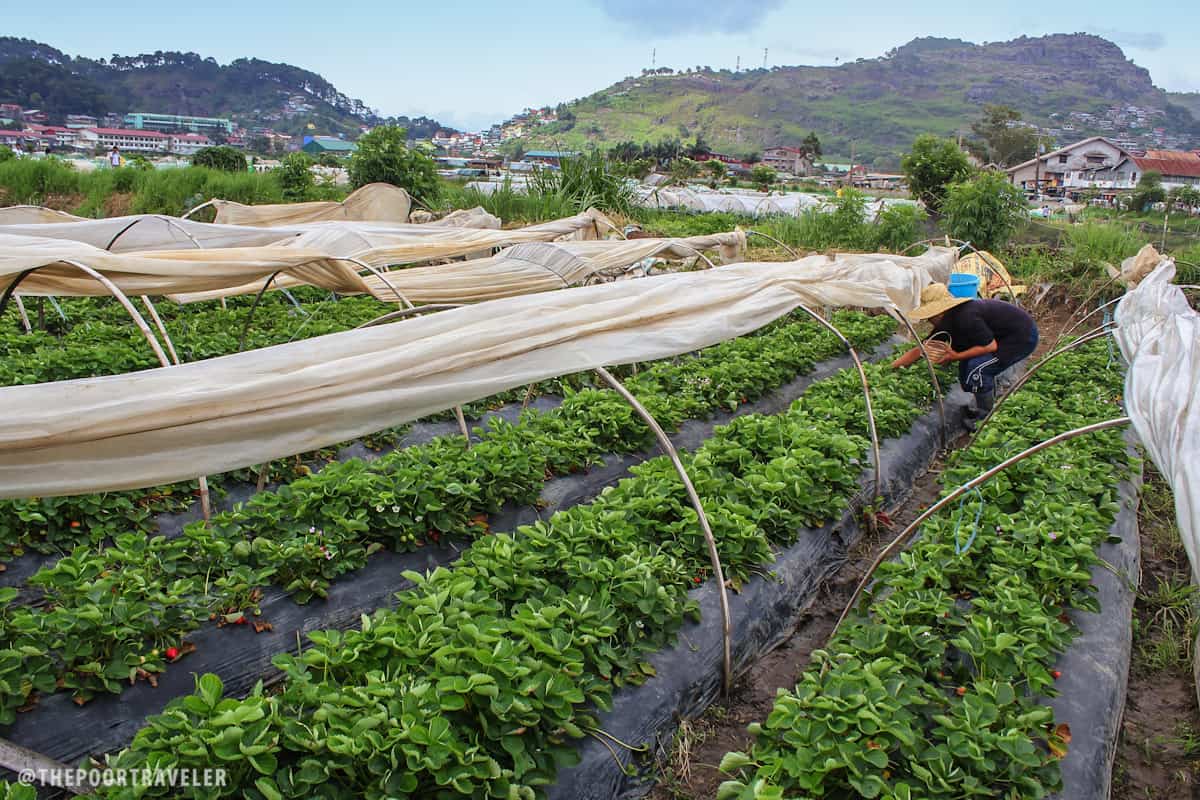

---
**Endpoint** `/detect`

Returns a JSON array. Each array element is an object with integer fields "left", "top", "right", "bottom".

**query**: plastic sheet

[
  {"left": 0, "top": 247, "right": 958, "bottom": 498},
  {"left": 210, "top": 183, "right": 412, "bottom": 225},
  {"left": 1048, "top": 445, "right": 1141, "bottom": 800},
  {"left": 1114, "top": 258, "right": 1199, "bottom": 585}
]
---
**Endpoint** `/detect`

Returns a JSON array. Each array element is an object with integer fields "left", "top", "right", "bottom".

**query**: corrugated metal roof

[
  {"left": 1133, "top": 150, "right": 1200, "bottom": 178},
  {"left": 524, "top": 150, "right": 577, "bottom": 158}
]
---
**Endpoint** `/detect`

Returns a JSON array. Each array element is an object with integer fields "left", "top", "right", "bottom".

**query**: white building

[
  {"left": 1007, "top": 136, "right": 1131, "bottom": 196},
  {"left": 169, "top": 133, "right": 212, "bottom": 155},
  {"left": 75, "top": 128, "right": 170, "bottom": 153}
]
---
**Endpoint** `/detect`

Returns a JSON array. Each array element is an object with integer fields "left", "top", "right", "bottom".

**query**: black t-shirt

[{"left": 933, "top": 299, "right": 1035, "bottom": 364}]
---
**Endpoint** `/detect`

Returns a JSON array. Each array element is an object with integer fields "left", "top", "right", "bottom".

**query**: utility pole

[
  {"left": 1033, "top": 131, "right": 1042, "bottom": 197},
  {"left": 763, "top": 48, "right": 768, "bottom": 69},
  {"left": 736, "top": 55, "right": 740, "bottom": 72},
  {"left": 652, "top": 48, "right": 656, "bottom": 69},
  {"left": 848, "top": 140, "right": 856, "bottom": 186}
]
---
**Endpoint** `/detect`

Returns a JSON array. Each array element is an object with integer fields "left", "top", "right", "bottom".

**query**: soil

[
  {"left": 103, "top": 192, "right": 134, "bottom": 217},
  {"left": 1111, "top": 468, "right": 1200, "bottom": 799},
  {"left": 646, "top": 452, "right": 953, "bottom": 800},
  {"left": 645, "top": 298, "right": 1095, "bottom": 800}
]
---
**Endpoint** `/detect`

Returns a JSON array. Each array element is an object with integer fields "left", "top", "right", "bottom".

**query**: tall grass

[
  {"left": 440, "top": 179, "right": 577, "bottom": 224},
  {"left": 0, "top": 157, "right": 335, "bottom": 217},
  {"left": 1062, "top": 222, "right": 1144, "bottom": 268}
]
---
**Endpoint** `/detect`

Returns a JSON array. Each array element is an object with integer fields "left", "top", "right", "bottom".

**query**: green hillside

[
  {"left": 0, "top": 37, "right": 452, "bottom": 139},
  {"left": 1170, "top": 92, "right": 1200, "bottom": 120},
  {"left": 526, "top": 34, "right": 1199, "bottom": 168}
]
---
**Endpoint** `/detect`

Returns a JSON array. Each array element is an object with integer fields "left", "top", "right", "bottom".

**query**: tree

[
  {"left": 705, "top": 159, "right": 727, "bottom": 187},
  {"left": 275, "top": 153, "right": 315, "bottom": 201},
  {"left": 751, "top": 164, "right": 776, "bottom": 192},
  {"left": 940, "top": 171, "right": 1027, "bottom": 251},
  {"left": 1167, "top": 185, "right": 1200, "bottom": 214},
  {"left": 745, "top": 151, "right": 762, "bottom": 164},
  {"left": 317, "top": 153, "right": 341, "bottom": 168},
  {"left": 801, "top": 132, "right": 823, "bottom": 160},
  {"left": 669, "top": 157, "right": 703, "bottom": 184},
  {"left": 968, "top": 105, "right": 1037, "bottom": 167},
  {"left": 0, "top": 146, "right": 13, "bottom": 164},
  {"left": 901, "top": 134, "right": 973, "bottom": 212},
  {"left": 347, "top": 125, "right": 438, "bottom": 201},
  {"left": 192, "top": 145, "right": 247, "bottom": 172},
  {"left": 1130, "top": 171, "right": 1166, "bottom": 212}
]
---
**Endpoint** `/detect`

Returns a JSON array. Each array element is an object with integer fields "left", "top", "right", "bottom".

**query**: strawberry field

[
  {"left": 0, "top": 286, "right": 948, "bottom": 794},
  {"left": 715, "top": 342, "right": 1132, "bottom": 800},
  {"left": 0, "top": 252, "right": 1151, "bottom": 800}
]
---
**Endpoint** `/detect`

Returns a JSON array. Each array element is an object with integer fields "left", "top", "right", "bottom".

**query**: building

[
  {"left": 1133, "top": 150, "right": 1200, "bottom": 190},
  {"left": 76, "top": 127, "right": 170, "bottom": 153},
  {"left": 1006, "top": 136, "right": 1131, "bottom": 196},
  {"left": 1060, "top": 157, "right": 1141, "bottom": 201},
  {"left": 169, "top": 133, "right": 212, "bottom": 156},
  {"left": 65, "top": 114, "right": 98, "bottom": 129},
  {"left": 301, "top": 136, "right": 357, "bottom": 156},
  {"left": 523, "top": 150, "right": 577, "bottom": 167},
  {"left": 762, "top": 146, "right": 814, "bottom": 176},
  {"left": 124, "top": 113, "right": 234, "bottom": 135}
]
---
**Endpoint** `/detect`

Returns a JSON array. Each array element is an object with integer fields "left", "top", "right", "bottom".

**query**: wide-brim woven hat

[{"left": 909, "top": 283, "right": 971, "bottom": 321}]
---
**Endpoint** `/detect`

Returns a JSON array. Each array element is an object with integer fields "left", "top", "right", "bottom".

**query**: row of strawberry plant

[
  {"left": 0, "top": 313, "right": 897, "bottom": 712},
  {"left": 0, "top": 292, "right": 397, "bottom": 561},
  {"left": 717, "top": 341, "right": 1130, "bottom": 800},
  {"left": 85, "top": 349, "right": 942, "bottom": 799}
]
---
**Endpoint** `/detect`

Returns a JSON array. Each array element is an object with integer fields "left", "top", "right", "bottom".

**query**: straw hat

[{"left": 909, "top": 283, "right": 971, "bottom": 321}]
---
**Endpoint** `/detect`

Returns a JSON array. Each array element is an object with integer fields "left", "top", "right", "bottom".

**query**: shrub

[
  {"left": 901, "top": 134, "right": 972, "bottom": 212},
  {"left": 872, "top": 203, "right": 927, "bottom": 252},
  {"left": 940, "top": 171, "right": 1027, "bottom": 251},
  {"left": 751, "top": 164, "right": 776, "bottom": 192},
  {"left": 191, "top": 146, "right": 248, "bottom": 173},
  {"left": 275, "top": 153, "right": 315, "bottom": 202},
  {"left": 1129, "top": 171, "right": 1165, "bottom": 212},
  {"left": 347, "top": 125, "right": 438, "bottom": 203}
]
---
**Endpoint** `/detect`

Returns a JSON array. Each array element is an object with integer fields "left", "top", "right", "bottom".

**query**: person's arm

[
  {"left": 946, "top": 339, "right": 998, "bottom": 361},
  {"left": 890, "top": 346, "right": 924, "bottom": 369}
]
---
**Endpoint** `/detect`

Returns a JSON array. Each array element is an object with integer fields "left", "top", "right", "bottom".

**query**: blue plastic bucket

[{"left": 948, "top": 273, "right": 980, "bottom": 299}]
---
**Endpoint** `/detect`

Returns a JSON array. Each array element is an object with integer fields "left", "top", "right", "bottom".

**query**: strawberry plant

[
  {"left": 86, "top": 344, "right": 940, "bottom": 799},
  {"left": 718, "top": 341, "right": 1131, "bottom": 800}
]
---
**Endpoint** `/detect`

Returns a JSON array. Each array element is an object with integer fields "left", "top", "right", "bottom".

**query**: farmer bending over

[{"left": 891, "top": 283, "right": 1038, "bottom": 426}]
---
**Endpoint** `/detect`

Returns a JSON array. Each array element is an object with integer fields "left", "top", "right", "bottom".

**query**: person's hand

[{"left": 931, "top": 348, "right": 956, "bottom": 365}]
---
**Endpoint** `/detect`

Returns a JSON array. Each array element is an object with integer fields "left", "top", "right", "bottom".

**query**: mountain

[
  {"left": 1171, "top": 92, "right": 1200, "bottom": 120},
  {"left": 0, "top": 37, "right": 453, "bottom": 139},
  {"left": 524, "top": 34, "right": 1200, "bottom": 168}
]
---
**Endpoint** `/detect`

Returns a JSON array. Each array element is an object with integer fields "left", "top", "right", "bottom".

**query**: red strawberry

[
  {"left": 956, "top": 686, "right": 967, "bottom": 696},
  {"left": 1052, "top": 670, "right": 1062, "bottom": 680},
  {"left": 165, "top": 646, "right": 180, "bottom": 661}
]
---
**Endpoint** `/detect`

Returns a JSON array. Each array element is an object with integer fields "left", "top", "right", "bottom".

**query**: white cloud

[
  {"left": 1090, "top": 28, "right": 1166, "bottom": 51},
  {"left": 589, "top": 0, "right": 786, "bottom": 36}
]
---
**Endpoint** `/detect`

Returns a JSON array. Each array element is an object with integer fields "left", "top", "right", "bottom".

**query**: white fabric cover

[
  {"left": 211, "top": 183, "right": 412, "bottom": 226},
  {"left": 1114, "top": 257, "right": 1200, "bottom": 584},
  {"left": 0, "top": 233, "right": 370, "bottom": 297},
  {"left": 0, "top": 206, "right": 86, "bottom": 225},
  {"left": 0, "top": 247, "right": 956, "bottom": 497}
]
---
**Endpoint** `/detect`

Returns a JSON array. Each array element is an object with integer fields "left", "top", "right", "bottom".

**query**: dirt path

[{"left": 1112, "top": 468, "right": 1200, "bottom": 798}]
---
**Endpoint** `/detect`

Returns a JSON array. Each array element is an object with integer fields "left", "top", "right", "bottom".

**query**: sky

[{"left": 5, "top": 0, "right": 1198, "bottom": 131}]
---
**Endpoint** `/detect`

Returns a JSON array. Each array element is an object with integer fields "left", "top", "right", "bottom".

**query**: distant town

[{"left": 1, "top": 99, "right": 1198, "bottom": 205}]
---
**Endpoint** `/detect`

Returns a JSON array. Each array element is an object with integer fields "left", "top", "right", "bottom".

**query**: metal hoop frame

[{"left": 834, "top": 416, "right": 1131, "bottom": 635}]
